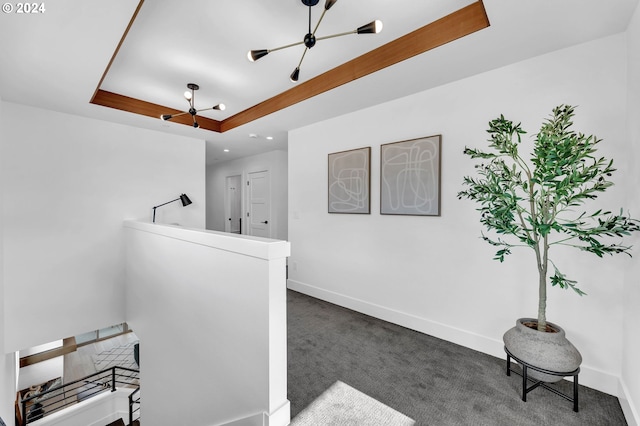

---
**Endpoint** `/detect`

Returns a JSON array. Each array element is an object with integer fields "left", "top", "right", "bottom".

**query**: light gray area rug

[{"left": 290, "top": 380, "right": 415, "bottom": 426}]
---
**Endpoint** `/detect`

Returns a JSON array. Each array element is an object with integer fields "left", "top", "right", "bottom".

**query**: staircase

[
  {"left": 16, "top": 366, "right": 140, "bottom": 425},
  {"left": 105, "top": 419, "right": 140, "bottom": 426}
]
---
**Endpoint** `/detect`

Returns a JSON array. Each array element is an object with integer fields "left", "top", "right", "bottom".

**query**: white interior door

[
  {"left": 225, "top": 175, "right": 242, "bottom": 234},
  {"left": 247, "top": 170, "right": 271, "bottom": 238}
]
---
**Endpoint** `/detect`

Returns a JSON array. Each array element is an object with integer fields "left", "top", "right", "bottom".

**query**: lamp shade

[
  {"left": 248, "top": 49, "right": 269, "bottom": 62},
  {"left": 324, "top": 0, "right": 337, "bottom": 10},
  {"left": 357, "top": 20, "right": 383, "bottom": 34},
  {"left": 290, "top": 67, "right": 300, "bottom": 82},
  {"left": 180, "top": 194, "right": 192, "bottom": 206}
]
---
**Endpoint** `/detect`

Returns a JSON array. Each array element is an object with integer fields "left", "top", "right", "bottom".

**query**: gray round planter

[{"left": 503, "top": 318, "right": 582, "bottom": 382}]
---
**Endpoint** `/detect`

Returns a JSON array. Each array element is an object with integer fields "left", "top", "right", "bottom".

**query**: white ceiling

[{"left": 0, "top": 0, "right": 637, "bottom": 165}]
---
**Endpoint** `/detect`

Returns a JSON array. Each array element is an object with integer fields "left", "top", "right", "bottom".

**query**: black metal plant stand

[{"left": 505, "top": 346, "right": 580, "bottom": 412}]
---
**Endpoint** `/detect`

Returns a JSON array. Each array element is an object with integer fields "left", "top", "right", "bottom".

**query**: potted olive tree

[{"left": 458, "top": 104, "right": 639, "bottom": 380}]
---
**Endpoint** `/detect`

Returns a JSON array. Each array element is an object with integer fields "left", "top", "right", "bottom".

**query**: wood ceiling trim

[
  {"left": 92, "top": 90, "right": 222, "bottom": 132},
  {"left": 91, "top": 1, "right": 489, "bottom": 134},
  {"left": 91, "top": 0, "right": 146, "bottom": 103},
  {"left": 221, "top": 1, "right": 490, "bottom": 132},
  {"left": 19, "top": 338, "right": 77, "bottom": 368}
]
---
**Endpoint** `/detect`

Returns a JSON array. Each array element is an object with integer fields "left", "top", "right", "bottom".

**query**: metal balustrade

[
  {"left": 129, "top": 387, "right": 141, "bottom": 425},
  {"left": 18, "top": 366, "right": 140, "bottom": 425}
]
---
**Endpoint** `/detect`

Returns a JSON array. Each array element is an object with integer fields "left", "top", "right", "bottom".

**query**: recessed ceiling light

[
  {"left": 224, "top": 149, "right": 230, "bottom": 152},
  {"left": 266, "top": 136, "right": 274, "bottom": 140}
]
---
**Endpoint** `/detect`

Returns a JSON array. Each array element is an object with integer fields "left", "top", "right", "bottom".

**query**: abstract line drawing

[
  {"left": 328, "top": 147, "right": 371, "bottom": 214},
  {"left": 380, "top": 135, "right": 441, "bottom": 216}
]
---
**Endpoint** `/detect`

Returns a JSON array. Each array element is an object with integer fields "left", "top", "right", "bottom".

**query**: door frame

[{"left": 224, "top": 173, "right": 243, "bottom": 234}]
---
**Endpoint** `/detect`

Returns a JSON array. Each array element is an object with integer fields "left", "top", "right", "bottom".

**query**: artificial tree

[{"left": 458, "top": 105, "right": 639, "bottom": 332}]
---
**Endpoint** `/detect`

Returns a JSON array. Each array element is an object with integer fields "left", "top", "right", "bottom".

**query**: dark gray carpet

[{"left": 287, "top": 290, "right": 627, "bottom": 426}]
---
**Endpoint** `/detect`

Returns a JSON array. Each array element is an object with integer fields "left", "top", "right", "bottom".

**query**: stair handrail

[
  {"left": 18, "top": 366, "right": 139, "bottom": 425},
  {"left": 128, "top": 386, "right": 141, "bottom": 425}
]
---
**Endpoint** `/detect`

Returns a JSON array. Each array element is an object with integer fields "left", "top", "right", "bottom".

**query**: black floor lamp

[{"left": 152, "top": 194, "right": 192, "bottom": 223}]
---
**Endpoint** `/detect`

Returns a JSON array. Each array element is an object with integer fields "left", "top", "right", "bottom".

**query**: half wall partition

[{"left": 124, "top": 221, "right": 290, "bottom": 426}]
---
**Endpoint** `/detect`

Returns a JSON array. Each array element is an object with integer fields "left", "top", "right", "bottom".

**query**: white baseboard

[
  {"left": 619, "top": 379, "right": 640, "bottom": 426},
  {"left": 266, "top": 400, "right": 290, "bottom": 426},
  {"left": 287, "top": 280, "right": 622, "bottom": 397},
  {"left": 218, "top": 400, "right": 290, "bottom": 426},
  {"left": 219, "top": 412, "right": 264, "bottom": 426}
]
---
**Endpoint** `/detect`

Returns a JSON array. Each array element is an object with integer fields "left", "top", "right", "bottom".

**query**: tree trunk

[
  {"left": 538, "top": 267, "right": 547, "bottom": 331},
  {"left": 537, "top": 236, "right": 549, "bottom": 331}
]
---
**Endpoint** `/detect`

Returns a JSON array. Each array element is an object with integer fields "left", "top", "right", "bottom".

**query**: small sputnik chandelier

[{"left": 160, "top": 83, "right": 225, "bottom": 128}]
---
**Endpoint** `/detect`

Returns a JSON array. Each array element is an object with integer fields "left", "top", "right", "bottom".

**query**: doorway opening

[{"left": 225, "top": 174, "right": 243, "bottom": 234}]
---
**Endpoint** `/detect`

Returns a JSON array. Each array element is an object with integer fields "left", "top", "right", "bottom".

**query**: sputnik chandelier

[
  {"left": 247, "top": 0, "right": 383, "bottom": 82},
  {"left": 160, "top": 83, "right": 225, "bottom": 128}
]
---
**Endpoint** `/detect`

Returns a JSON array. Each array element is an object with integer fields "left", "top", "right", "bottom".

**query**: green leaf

[
  {"left": 460, "top": 104, "right": 639, "bottom": 312},
  {"left": 550, "top": 267, "right": 586, "bottom": 296}
]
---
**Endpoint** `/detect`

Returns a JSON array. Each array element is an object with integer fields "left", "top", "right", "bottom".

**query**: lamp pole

[{"left": 152, "top": 194, "right": 192, "bottom": 223}]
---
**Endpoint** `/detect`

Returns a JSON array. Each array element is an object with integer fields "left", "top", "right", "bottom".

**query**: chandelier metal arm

[
  {"left": 299, "top": 48, "right": 309, "bottom": 68},
  {"left": 269, "top": 40, "right": 307, "bottom": 54},
  {"left": 249, "top": 0, "right": 382, "bottom": 82},
  {"left": 169, "top": 111, "right": 190, "bottom": 119},
  {"left": 312, "top": 7, "right": 329, "bottom": 36},
  {"left": 315, "top": 30, "right": 356, "bottom": 42},
  {"left": 256, "top": 19, "right": 379, "bottom": 58},
  {"left": 290, "top": 2, "right": 329, "bottom": 82},
  {"left": 290, "top": 26, "right": 355, "bottom": 82},
  {"left": 269, "top": 26, "right": 370, "bottom": 65},
  {"left": 195, "top": 105, "right": 225, "bottom": 114}
]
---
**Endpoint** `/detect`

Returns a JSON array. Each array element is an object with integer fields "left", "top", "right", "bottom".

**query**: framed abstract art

[
  {"left": 328, "top": 147, "right": 371, "bottom": 214},
  {"left": 380, "top": 135, "right": 441, "bottom": 216}
]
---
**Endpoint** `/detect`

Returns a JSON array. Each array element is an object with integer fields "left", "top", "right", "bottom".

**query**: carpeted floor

[
  {"left": 290, "top": 380, "right": 416, "bottom": 425},
  {"left": 287, "top": 290, "right": 627, "bottom": 426}
]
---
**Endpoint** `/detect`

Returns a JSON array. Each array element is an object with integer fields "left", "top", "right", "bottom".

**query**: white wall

[
  {"left": 0, "top": 94, "right": 17, "bottom": 426},
  {"left": 207, "top": 150, "right": 288, "bottom": 240},
  {"left": 17, "top": 357, "right": 64, "bottom": 393},
  {"left": 17, "top": 341, "right": 64, "bottom": 391},
  {"left": 288, "top": 33, "right": 633, "bottom": 397},
  {"left": 1, "top": 101, "right": 206, "bottom": 354},
  {"left": 124, "top": 221, "right": 290, "bottom": 426},
  {"left": 622, "top": 3, "right": 640, "bottom": 425}
]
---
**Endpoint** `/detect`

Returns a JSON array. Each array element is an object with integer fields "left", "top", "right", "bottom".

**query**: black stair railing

[
  {"left": 18, "top": 366, "right": 139, "bottom": 425},
  {"left": 128, "top": 386, "right": 141, "bottom": 425}
]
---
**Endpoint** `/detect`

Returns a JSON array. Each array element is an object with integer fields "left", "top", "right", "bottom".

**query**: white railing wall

[
  {"left": 28, "top": 388, "right": 134, "bottom": 426},
  {"left": 124, "top": 221, "right": 290, "bottom": 426}
]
